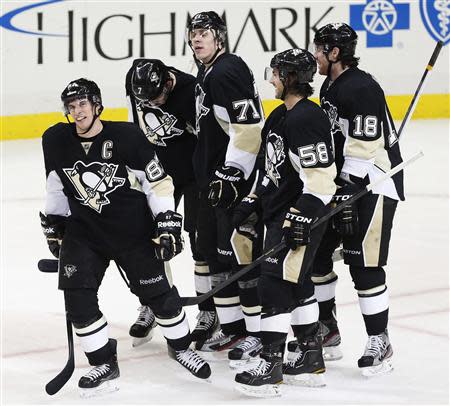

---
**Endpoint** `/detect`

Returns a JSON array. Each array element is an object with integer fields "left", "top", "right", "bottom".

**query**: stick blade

[
  {"left": 45, "top": 358, "right": 75, "bottom": 395},
  {"left": 38, "top": 259, "right": 58, "bottom": 273}
]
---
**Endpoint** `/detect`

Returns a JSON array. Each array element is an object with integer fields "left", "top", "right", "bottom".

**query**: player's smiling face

[
  {"left": 189, "top": 28, "right": 218, "bottom": 63},
  {"left": 67, "top": 98, "right": 97, "bottom": 132},
  {"left": 314, "top": 44, "right": 332, "bottom": 76},
  {"left": 268, "top": 68, "right": 284, "bottom": 99}
]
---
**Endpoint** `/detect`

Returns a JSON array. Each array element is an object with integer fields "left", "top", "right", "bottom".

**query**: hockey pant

[
  {"left": 258, "top": 212, "right": 327, "bottom": 348},
  {"left": 196, "top": 192, "right": 263, "bottom": 337},
  {"left": 60, "top": 236, "right": 192, "bottom": 365},
  {"left": 312, "top": 193, "right": 398, "bottom": 335}
]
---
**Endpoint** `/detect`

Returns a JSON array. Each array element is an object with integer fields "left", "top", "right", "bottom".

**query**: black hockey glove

[
  {"left": 332, "top": 182, "right": 359, "bottom": 236},
  {"left": 208, "top": 165, "right": 244, "bottom": 209},
  {"left": 232, "top": 194, "right": 259, "bottom": 240},
  {"left": 39, "top": 212, "right": 66, "bottom": 258},
  {"left": 153, "top": 210, "right": 184, "bottom": 261},
  {"left": 282, "top": 208, "right": 313, "bottom": 250}
]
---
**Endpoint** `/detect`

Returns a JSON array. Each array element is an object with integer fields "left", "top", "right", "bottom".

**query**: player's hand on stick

[
  {"left": 39, "top": 212, "right": 66, "bottom": 258},
  {"left": 208, "top": 165, "right": 244, "bottom": 209},
  {"left": 332, "top": 182, "right": 359, "bottom": 236},
  {"left": 153, "top": 210, "right": 184, "bottom": 261},
  {"left": 282, "top": 208, "right": 313, "bottom": 250}
]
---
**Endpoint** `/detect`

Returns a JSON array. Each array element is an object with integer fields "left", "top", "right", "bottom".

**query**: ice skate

[
  {"left": 319, "top": 314, "right": 343, "bottom": 361},
  {"left": 129, "top": 305, "right": 157, "bottom": 347},
  {"left": 190, "top": 310, "right": 219, "bottom": 343},
  {"left": 228, "top": 336, "right": 262, "bottom": 369},
  {"left": 168, "top": 346, "right": 211, "bottom": 380},
  {"left": 358, "top": 329, "right": 393, "bottom": 377},
  {"left": 234, "top": 351, "right": 283, "bottom": 398},
  {"left": 78, "top": 341, "right": 120, "bottom": 398},
  {"left": 195, "top": 329, "right": 244, "bottom": 353},
  {"left": 283, "top": 329, "right": 326, "bottom": 387}
]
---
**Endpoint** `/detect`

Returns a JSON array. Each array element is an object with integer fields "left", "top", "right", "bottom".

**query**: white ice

[{"left": 1, "top": 119, "right": 449, "bottom": 405}]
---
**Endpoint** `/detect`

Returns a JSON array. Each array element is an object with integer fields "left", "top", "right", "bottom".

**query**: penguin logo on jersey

[
  {"left": 137, "top": 105, "right": 183, "bottom": 147},
  {"left": 321, "top": 99, "right": 341, "bottom": 137},
  {"left": 63, "top": 161, "right": 126, "bottom": 213},
  {"left": 265, "top": 131, "right": 285, "bottom": 187},
  {"left": 195, "top": 84, "right": 210, "bottom": 134}
]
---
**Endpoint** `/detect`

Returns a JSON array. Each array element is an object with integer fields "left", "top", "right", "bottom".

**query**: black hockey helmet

[
  {"left": 61, "top": 78, "right": 103, "bottom": 115},
  {"left": 131, "top": 59, "right": 170, "bottom": 101},
  {"left": 268, "top": 48, "right": 317, "bottom": 84},
  {"left": 187, "top": 11, "right": 227, "bottom": 47},
  {"left": 313, "top": 23, "right": 358, "bottom": 60}
]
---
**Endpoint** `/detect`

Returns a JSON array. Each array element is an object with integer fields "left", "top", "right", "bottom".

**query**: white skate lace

[
  {"left": 205, "top": 329, "right": 226, "bottom": 343},
  {"left": 286, "top": 348, "right": 304, "bottom": 367},
  {"left": 194, "top": 311, "right": 216, "bottom": 331},
  {"left": 176, "top": 349, "right": 206, "bottom": 372},
  {"left": 84, "top": 364, "right": 110, "bottom": 381},
  {"left": 135, "top": 305, "right": 155, "bottom": 327},
  {"left": 364, "top": 334, "right": 386, "bottom": 358},
  {"left": 234, "top": 336, "right": 260, "bottom": 351},
  {"left": 247, "top": 358, "right": 270, "bottom": 376}
]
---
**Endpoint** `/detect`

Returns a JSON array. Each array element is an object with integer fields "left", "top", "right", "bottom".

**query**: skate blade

[
  {"left": 196, "top": 350, "right": 228, "bottom": 362},
  {"left": 283, "top": 372, "right": 326, "bottom": 388},
  {"left": 361, "top": 359, "right": 393, "bottom": 378},
  {"left": 131, "top": 330, "right": 154, "bottom": 348},
  {"left": 323, "top": 346, "right": 343, "bottom": 361},
  {"left": 229, "top": 356, "right": 260, "bottom": 371},
  {"left": 79, "top": 380, "right": 119, "bottom": 398},
  {"left": 234, "top": 382, "right": 282, "bottom": 398}
]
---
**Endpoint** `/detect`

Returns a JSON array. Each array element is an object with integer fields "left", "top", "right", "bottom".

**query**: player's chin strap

[
  {"left": 65, "top": 104, "right": 104, "bottom": 135},
  {"left": 189, "top": 38, "right": 224, "bottom": 67}
]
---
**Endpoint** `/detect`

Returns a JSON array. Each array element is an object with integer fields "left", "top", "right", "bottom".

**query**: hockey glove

[
  {"left": 232, "top": 194, "right": 259, "bottom": 240},
  {"left": 39, "top": 212, "right": 66, "bottom": 258},
  {"left": 208, "top": 165, "right": 244, "bottom": 209},
  {"left": 282, "top": 208, "right": 313, "bottom": 250},
  {"left": 332, "top": 182, "right": 359, "bottom": 236},
  {"left": 153, "top": 210, "right": 184, "bottom": 261}
]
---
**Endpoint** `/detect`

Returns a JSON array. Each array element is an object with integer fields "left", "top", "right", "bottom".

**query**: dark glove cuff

[{"left": 294, "top": 194, "right": 324, "bottom": 221}]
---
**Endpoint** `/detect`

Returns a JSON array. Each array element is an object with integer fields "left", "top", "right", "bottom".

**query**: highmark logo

[
  {"left": 350, "top": 0, "right": 410, "bottom": 47},
  {"left": 420, "top": 0, "right": 450, "bottom": 46}
]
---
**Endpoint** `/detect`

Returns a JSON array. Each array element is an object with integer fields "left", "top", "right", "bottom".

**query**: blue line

[{"left": 0, "top": 0, "right": 67, "bottom": 37}]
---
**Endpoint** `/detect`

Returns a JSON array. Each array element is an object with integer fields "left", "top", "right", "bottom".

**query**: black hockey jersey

[
  {"left": 126, "top": 60, "right": 197, "bottom": 187},
  {"left": 259, "top": 99, "right": 337, "bottom": 222},
  {"left": 42, "top": 121, "right": 174, "bottom": 250},
  {"left": 320, "top": 67, "right": 404, "bottom": 201},
  {"left": 194, "top": 53, "right": 263, "bottom": 189}
]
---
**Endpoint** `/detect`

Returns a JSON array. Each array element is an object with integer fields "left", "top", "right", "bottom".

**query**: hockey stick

[
  {"left": 45, "top": 314, "right": 75, "bottom": 395},
  {"left": 397, "top": 40, "right": 443, "bottom": 139},
  {"left": 180, "top": 151, "right": 424, "bottom": 307}
]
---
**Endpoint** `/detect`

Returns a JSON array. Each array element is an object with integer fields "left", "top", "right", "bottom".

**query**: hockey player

[
  {"left": 186, "top": 11, "right": 265, "bottom": 365},
  {"left": 310, "top": 23, "right": 404, "bottom": 376},
  {"left": 39, "top": 78, "right": 211, "bottom": 396},
  {"left": 125, "top": 59, "right": 218, "bottom": 346},
  {"left": 233, "top": 49, "right": 337, "bottom": 397}
]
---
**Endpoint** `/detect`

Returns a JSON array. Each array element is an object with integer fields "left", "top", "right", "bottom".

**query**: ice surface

[{"left": 1, "top": 119, "right": 449, "bottom": 404}]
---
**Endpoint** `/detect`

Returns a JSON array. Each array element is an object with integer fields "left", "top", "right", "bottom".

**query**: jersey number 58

[{"left": 298, "top": 142, "right": 329, "bottom": 167}]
